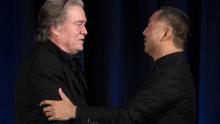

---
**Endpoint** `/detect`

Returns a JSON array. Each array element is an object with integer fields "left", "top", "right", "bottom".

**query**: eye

[
  {"left": 74, "top": 21, "right": 86, "bottom": 27},
  {"left": 75, "top": 22, "right": 82, "bottom": 26}
]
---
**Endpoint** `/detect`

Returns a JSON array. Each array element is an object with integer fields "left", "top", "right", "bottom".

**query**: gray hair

[
  {"left": 36, "top": 0, "right": 84, "bottom": 42},
  {"left": 157, "top": 7, "right": 189, "bottom": 48}
]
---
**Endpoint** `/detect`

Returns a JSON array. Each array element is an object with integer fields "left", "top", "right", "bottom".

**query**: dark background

[{"left": 0, "top": 0, "right": 220, "bottom": 124}]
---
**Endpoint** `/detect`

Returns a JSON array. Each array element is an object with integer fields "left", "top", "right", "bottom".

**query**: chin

[
  {"left": 144, "top": 48, "right": 149, "bottom": 54},
  {"left": 144, "top": 49, "right": 148, "bottom": 54},
  {"left": 79, "top": 46, "right": 84, "bottom": 50},
  {"left": 77, "top": 47, "right": 84, "bottom": 52}
]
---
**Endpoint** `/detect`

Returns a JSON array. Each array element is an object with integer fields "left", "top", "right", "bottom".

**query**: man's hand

[{"left": 40, "top": 88, "right": 77, "bottom": 121}]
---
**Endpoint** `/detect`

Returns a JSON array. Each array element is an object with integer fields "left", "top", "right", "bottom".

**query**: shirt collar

[
  {"left": 44, "top": 39, "right": 80, "bottom": 64},
  {"left": 152, "top": 52, "right": 184, "bottom": 70}
]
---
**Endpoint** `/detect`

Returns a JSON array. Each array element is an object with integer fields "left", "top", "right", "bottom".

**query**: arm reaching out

[{"left": 40, "top": 88, "right": 77, "bottom": 121}]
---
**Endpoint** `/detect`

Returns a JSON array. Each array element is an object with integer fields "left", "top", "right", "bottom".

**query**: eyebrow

[
  {"left": 73, "top": 20, "right": 87, "bottom": 25},
  {"left": 75, "top": 20, "right": 87, "bottom": 23},
  {"left": 147, "top": 19, "right": 151, "bottom": 25},
  {"left": 149, "top": 17, "right": 153, "bottom": 22}
]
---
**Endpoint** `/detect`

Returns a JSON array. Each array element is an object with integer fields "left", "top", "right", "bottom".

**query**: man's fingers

[
  {"left": 40, "top": 100, "right": 55, "bottom": 106},
  {"left": 48, "top": 116, "right": 55, "bottom": 121},
  {"left": 43, "top": 106, "right": 52, "bottom": 113},
  {"left": 45, "top": 111, "right": 53, "bottom": 117},
  {"left": 58, "top": 88, "right": 68, "bottom": 100}
]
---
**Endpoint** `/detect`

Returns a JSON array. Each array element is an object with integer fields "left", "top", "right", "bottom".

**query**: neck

[
  {"left": 152, "top": 46, "right": 183, "bottom": 61},
  {"left": 49, "top": 37, "right": 76, "bottom": 55}
]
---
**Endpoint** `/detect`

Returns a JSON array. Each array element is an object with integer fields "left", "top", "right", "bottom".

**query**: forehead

[
  {"left": 65, "top": 5, "right": 87, "bottom": 21},
  {"left": 149, "top": 10, "right": 162, "bottom": 22}
]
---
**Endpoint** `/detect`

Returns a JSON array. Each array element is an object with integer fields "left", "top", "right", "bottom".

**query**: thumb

[{"left": 58, "top": 88, "right": 68, "bottom": 100}]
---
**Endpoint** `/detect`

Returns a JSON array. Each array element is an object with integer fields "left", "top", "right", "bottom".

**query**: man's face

[
  {"left": 57, "top": 5, "right": 87, "bottom": 55},
  {"left": 143, "top": 10, "right": 164, "bottom": 55}
]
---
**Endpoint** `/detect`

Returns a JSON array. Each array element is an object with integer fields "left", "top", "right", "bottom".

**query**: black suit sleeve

[{"left": 77, "top": 68, "right": 181, "bottom": 124}]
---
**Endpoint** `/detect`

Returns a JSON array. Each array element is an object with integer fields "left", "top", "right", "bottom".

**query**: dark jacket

[
  {"left": 16, "top": 41, "right": 88, "bottom": 124},
  {"left": 77, "top": 52, "right": 196, "bottom": 124}
]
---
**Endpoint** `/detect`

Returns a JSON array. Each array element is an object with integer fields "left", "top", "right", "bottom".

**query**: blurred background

[{"left": 0, "top": 0, "right": 220, "bottom": 124}]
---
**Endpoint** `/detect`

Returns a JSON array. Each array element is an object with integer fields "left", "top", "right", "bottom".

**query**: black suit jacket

[
  {"left": 77, "top": 52, "right": 196, "bottom": 124},
  {"left": 16, "top": 41, "right": 88, "bottom": 124}
]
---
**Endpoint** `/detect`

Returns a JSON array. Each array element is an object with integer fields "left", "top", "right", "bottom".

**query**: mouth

[
  {"left": 79, "top": 39, "right": 84, "bottom": 42},
  {"left": 79, "top": 36, "right": 85, "bottom": 42},
  {"left": 144, "top": 39, "right": 147, "bottom": 44}
]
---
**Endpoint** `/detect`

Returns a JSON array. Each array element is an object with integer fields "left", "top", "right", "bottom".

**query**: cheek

[
  {"left": 145, "top": 30, "right": 151, "bottom": 38},
  {"left": 147, "top": 27, "right": 155, "bottom": 36},
  {"left": 67, "top": 26, "right": 79, "bottom": 35},
  {"left": 152, "top": 29, "right": 161, "bottom": 39},
  {"left": 68, "top": 31, "right": 79, "bottom": 41}
]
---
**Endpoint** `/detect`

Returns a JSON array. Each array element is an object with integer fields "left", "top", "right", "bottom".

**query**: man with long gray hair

[{"left": 16, "top": 0, "right": 88, "bottom": 124}]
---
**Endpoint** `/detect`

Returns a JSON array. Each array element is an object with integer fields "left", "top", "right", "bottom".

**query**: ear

[
  {"left": 50, "top": 24, "right": 63, "bottom": 36},
  {"left": 161, "top": 26, "right": 172, "bottom": 42}
]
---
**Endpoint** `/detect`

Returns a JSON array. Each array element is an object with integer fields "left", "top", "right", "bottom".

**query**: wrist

[{"left": 70, "top": 105, "right": 77, "bottom": 119}]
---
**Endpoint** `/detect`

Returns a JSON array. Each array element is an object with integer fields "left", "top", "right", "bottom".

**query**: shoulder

[
  {"left": 158, "top": 57, "right": 190, "bottom": 76},
  {"left": 149, "top": 59, "right": 188, "bottom": 87},
  {"left": 29, "top": 44, "right": 63, "bottom": 73},
  {"left": 170, "top": 58, "right": 192, "bottom": 78}
]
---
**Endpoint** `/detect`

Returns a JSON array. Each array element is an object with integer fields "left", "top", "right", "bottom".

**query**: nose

[
  {"left": 143, "top": 28, "right": 146, "bottom": 36},
  {"left": 81, "top": 25, "right": 88, "bottom": 35},
  {"left": 143, "top": 27, "right": 148, "bottom": 36}
]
